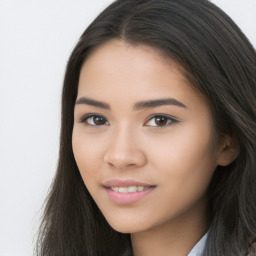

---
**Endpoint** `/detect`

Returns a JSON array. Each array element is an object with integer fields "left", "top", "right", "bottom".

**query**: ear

[{"left": 217, "top": 134, "right": 240, "bottom": 167}]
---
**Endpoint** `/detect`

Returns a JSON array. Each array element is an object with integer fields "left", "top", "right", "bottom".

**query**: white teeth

[
  {"left": 128, "top": 186, "right": 137, "bottom": 193},
  {"left": 119, "top": 187, "right": 128, "bottom": 193},
  {"left": 110, "top": 186, "right": 150, "bottom": 193},
  {"left": 138, "top": 186, "right": 144, "bottom": 192}
]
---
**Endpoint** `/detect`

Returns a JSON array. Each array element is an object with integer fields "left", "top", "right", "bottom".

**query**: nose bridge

[
  {"left": 104, "top": 123, "right": 146, "bottom": 169},
  {"left": 112, "top": 123, "right": 132, "bottom": 148}
]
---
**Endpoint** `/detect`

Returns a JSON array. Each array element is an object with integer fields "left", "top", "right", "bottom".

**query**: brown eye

[
  {"left": 92, "top": 116, "right": 107, "bottom": 125},
  {"left": 155, "top": 116, "right": 169, "bottom": 126},
  {"left": 82, "top": 115, "right": 109, "bottom": 126},
  {"left": 145, "top": 115, "right": 178, "bottom": 127}
]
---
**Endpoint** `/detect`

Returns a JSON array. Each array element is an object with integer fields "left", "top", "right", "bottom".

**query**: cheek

[
  {"left": 148, "top": 124, "right": 217, "bottom": 193},
  {"left": 72, "top": 130, "right": 105, "bottom": 184},
  {"left": 145, "top": 139, "right": 216, "bottom": 223}
]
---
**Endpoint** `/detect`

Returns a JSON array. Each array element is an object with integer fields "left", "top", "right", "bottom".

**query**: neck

[{"left": 131, "top": 197, "right": 210, "bottom": 256}]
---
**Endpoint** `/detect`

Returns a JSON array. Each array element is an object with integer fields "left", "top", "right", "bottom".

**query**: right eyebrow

[
  {"left": 133, "top": 98, "right": 187, "bottom": 110},
  {"left": 75, "top": 97, "right": 111, "bottom": 110}
]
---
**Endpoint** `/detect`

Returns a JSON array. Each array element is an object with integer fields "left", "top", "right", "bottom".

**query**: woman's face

[{"left": 72, "top": 40, "right": 225, "bottom": 234}]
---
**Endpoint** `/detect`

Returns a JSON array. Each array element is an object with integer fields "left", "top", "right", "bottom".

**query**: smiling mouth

[
  {"left": 104, "top": 184, "right": 156, "bottom": 204},
  {"left": 109, "top": 186, "right": 154, "bottom": 193}
]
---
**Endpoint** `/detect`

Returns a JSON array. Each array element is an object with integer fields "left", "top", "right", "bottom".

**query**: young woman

[{"left": 36, "top": 0, "right": 256, "bottom": 255}]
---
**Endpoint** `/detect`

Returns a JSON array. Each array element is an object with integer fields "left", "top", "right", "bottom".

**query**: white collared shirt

[{"left": 187, "top": 232, "right": 208, "bottom": 256}]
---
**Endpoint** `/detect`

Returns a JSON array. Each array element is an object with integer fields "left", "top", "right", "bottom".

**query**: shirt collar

[{"left": 187, "top": 232, "right": 208, "bottom": 256}]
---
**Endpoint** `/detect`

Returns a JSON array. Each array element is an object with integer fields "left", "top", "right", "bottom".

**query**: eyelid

[
  {"left": 144, "top": 114, "right": 180, "bottom": 127},
  {"left": 80, "top": 113, "right": 109, "bottom": 126},
  {"left": 79, "top": 113, "right": 179, "bottom": 127}
]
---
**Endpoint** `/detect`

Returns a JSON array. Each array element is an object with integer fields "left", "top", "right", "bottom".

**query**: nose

[{"left": 103, "top": 126, "right": 147, "bottom": 170}]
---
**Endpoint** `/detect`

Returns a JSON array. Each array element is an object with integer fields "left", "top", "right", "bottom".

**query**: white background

[{"left": 0, "top": 1, "right": 255, "bottom": 255}]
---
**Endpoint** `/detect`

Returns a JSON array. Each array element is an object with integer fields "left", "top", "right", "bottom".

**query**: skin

[{"left": 72, "top": 40, "right": 236, "bottom": 256}]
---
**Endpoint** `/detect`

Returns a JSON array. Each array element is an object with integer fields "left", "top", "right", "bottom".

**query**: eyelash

[
  {"left": 80, "top": 114, "right": 179, "bottom": 127},
  {"left": 145, "top": 114, "right": 179, "bottom": 127},
  {"left": 80, "top": 114, "right": 110, "bottom": 126}
]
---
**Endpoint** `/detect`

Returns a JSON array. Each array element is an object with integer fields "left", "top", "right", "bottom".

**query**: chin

[{"left": 105, "top": 216, "right": 149, "bottom": 234}]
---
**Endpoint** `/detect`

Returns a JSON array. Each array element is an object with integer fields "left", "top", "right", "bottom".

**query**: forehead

[
  {"left": 79, "top": 40, "right": 189, "bottom": 92},
  {"left": 85, "top": 39, "right": 171, "bottom": 67},
  {"left": 77, "top": 40, "right": 209, "bottom": 112}
]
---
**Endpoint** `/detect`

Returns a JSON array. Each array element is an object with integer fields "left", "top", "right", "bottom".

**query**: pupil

[
  {"left": 155, "top": 116, "right": 167, "bottom": 126},
  {"left": 93, "top": 116, "right": 105, "bottom": 125}
]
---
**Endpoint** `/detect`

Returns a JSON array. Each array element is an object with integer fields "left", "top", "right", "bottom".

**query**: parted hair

[{"left": 36, "top": 0, "right": 256, "bottom": 255}]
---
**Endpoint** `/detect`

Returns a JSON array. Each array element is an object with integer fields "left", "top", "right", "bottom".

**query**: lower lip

[{"left": 104, "top": 187, "right": 156, "bottom": 204}]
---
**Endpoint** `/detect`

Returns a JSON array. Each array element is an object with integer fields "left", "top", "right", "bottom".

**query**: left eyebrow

[
  {"left": 133, "top": 98, "right": 187, "bottom": 110},
  {"left": 75, "top": 96, "right": 187, "bottom": 110},
  {"left": 75, "top": 97, "right": 111, "bottom": 109}
]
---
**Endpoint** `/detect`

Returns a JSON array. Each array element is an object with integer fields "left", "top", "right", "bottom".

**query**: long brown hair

[{"left": 37, "top": 0, "right": 256, "bottom": 255}]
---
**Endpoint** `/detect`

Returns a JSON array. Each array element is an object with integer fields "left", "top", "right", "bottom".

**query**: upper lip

[{"left": 103, "top": 179, "right": 155, "bottom": 188}]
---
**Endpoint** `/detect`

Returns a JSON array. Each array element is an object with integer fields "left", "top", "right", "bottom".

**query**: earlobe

[{"left": 217, "top": 135, "right": 240, "bottom": 167}]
